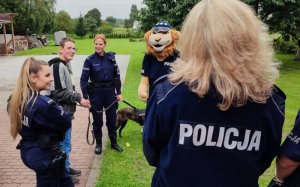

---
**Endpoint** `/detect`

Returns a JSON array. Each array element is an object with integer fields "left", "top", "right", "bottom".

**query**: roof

[{"left": 0, "top": 13, "right": 17, "bottom": 24}]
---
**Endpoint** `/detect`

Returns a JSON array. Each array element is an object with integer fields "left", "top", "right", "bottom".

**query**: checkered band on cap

[{"left": 152, "top": 21, "right": 172, "bottom": 32}]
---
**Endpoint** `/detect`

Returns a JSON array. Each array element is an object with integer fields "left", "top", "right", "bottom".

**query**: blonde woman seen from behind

[{"left": 143, "top": 0, "right": 286, "bottom": 186}]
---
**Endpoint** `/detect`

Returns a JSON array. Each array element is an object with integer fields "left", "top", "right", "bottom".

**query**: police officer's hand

[
  {"left": 116, "top": 95, "right": 123, "bottom": 102},
  {"left": 80, "top": 98, "right": 91, "bottom": 108},
  {"left": 268, "top": 178, "right": 284, "bottom": 187}
]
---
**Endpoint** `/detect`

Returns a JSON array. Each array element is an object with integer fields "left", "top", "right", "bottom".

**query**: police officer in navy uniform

[
  {"left": 80, "top": 34, "right": 123, "bottom": 154},
  {"left": 268, "top": 110, "right": 300, "bottom": 187},
  {"left": 143, "top": 1, "right": 286, "bottom": 187},
  {"left": 8, "top": 57, "right": 74, "bottom": 187}
]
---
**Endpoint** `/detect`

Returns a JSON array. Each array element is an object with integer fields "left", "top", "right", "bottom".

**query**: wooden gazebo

[{"left": 0, "top": 13, "right": 17, "bottom": 55}]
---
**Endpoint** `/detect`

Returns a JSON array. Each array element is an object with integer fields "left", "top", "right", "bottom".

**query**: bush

[
  {"left": 97, "top": 26, "right": 113, "bottom": 35},
  {"left": 274, "top": 37, "right": 297, "bottom": 54}
]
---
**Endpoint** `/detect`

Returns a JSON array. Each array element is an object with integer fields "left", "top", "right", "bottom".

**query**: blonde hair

[
  {"left": 169, "top": 0, "right": 279, "bottom": 111},
  {"left": 94, "top": 34, "right": 107, "bottom": 44},
  {"left": 9, "top": 57, "right": 48, "bottom": 140}
]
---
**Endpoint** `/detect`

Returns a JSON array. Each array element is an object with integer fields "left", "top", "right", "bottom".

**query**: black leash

[
  {"left": 85, "top": 99, "right": 118, "bottom": 145},
  {"left": 92, "top": 99, "right": 118, "bottom": 113},
  {"left": 122, "top": 100, "right": 137, "bottom": 110},
  {"left": 86, "top": 111, "right": 95, "bottom": 145},
  {"left": 85, "top": 99, "right": 139, "bottom": 145}
]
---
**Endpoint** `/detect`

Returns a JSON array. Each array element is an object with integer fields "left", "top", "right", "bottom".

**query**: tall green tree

[
  {"left": 85, "top": 17, "right": 97, "bottom": 38},
  {"left": 54, "top": 11, "right": 73, "bottom": 32},
  {"left": 75, "top": 14, "right": 87, "bottom": 38},
  {"left": 128, "top": 4, "right": 139, "bottom": 28},
  {"left": 84, "top": 8, "right": 101, "bottom": 26}
]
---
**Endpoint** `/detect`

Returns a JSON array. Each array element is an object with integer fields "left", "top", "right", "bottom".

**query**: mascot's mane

[{"left": 145, "top": 29, "right": 180, "bottom": 61}]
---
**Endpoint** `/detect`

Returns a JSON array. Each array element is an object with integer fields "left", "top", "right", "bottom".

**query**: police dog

[{"left": 116, "top": 107, "right": 145, "bottom": 137}]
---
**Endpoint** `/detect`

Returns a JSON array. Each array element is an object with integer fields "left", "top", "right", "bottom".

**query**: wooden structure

[{"left": 0, "top": 13, "right": 17, "bottom": 55}]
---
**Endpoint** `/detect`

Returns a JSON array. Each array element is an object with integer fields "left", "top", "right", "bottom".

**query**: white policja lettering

[{"left": 179, "top": 123, "right": 261, "bottom": 151}]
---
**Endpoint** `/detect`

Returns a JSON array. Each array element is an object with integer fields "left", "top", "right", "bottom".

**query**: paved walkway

[{"left": 0, "top": 55, "right": 130, "bottom": 187}]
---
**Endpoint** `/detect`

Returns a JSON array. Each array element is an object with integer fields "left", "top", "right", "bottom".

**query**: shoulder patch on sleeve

[{"left": 39, "top": 95, "right": 55, "bottom": 105}]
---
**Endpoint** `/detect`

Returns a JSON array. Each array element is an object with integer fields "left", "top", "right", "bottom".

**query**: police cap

[{"left": 152, "top": 21, "right": 172, "bottom": 33}]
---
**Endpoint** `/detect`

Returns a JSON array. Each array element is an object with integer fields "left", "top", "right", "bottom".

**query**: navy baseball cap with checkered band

[{"left": 152, "top": 21, "right": 172, "bottom": 33}]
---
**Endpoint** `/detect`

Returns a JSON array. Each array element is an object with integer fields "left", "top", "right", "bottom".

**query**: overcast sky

[{"left": 55, "top": 0, "right": 144, "bottom": 19}]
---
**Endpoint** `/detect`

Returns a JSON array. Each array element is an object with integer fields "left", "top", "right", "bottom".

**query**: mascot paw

[
  {"left": 138, "top": 76, "right": 149, "bottom": 102},
  {"left": 138, "top": 89, "right": 148, "bottom": 102}
]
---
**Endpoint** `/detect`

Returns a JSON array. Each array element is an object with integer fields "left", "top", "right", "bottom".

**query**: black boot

[
  {"left": 110, "top": 138, "right": 123, "bottom": 152},
  {"left": 95, "top": 143, "right": 102, "bottom": 155}
]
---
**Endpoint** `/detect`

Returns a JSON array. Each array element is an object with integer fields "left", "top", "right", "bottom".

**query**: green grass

[{"left": 14, "top": 39, "right": 300, "bottom": 187}]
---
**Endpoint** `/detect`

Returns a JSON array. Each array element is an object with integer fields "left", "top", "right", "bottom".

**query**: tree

[
  {"left": 124, "top": 19, "right": 131, "bottom": 34},
  {"left": 129, "top": 5, "right": 139, "bottom": 28},
  {"left": 139, "top": 0, "right": 198, "bottom": 32},
  {"left": 84, "top": 8, "right": 101, "bottom": 26},
  {"left": 54, "top": 11, "right": 74, "bottom": 32},
  {"left": 140, "top": 0, "right": 300, "bottom": 58},
  {"left": 124, "top": 19, "right": 131, "bottom": 29},
  {"left": 75, "top": 15, "right": 87, "bottom": 38},
  {"left": 244, "top": 0, "right": 300, "bottom": 59},
  {"left": 85, "top": 17, "right": 97, "bottom": 38},
  {"left": 0, "top": 0, "right": 56, "bottom": 35},
  {"left": 106, "top": 16, "right": 117, "bottom": 26},
  {"left": 97, "top": 21, "right": 113, "bottom": 35}
]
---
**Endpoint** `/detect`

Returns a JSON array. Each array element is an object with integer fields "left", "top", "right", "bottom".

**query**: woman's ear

[{"left": 30, "top": 73, "right": 37, "bottom": 84}]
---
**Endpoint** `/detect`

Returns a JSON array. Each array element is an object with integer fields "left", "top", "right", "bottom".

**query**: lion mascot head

[{"left": 138, "top": 21, "right": 180, "bottom": 102}]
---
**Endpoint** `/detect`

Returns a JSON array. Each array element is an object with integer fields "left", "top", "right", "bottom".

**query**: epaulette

[
  {"left": 106, "top": 52, "right": 116, "bottom": 62},
  {"left": 271, "top": 85, "right": 286, "bottom": 117},
  {"left": 39, "top": 95, "right": 55, "bottom": 105},
  {"left": 272, "top": 85, "right": 286, "bottom": 99}
]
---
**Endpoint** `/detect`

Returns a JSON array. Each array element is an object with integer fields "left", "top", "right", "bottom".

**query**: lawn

[{"left": 15, "top": 39, "right": 300, "bottom": 187}]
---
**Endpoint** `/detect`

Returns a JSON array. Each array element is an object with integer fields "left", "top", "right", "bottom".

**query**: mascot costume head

[{"left": 138, "top": 21, "right": 180, "bottom": 101}]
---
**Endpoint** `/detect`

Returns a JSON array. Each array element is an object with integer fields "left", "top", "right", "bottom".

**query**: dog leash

[
  {"left": 86, "top": 111, "right": 95, "bottom": 145},
  {"left": 122, "top": 100, "right": 137, "bottom": 110},
  {"left": 92, "top": 99, "right": 119, "bottom": 113},
  {"left": 85, "top": 99, "right": 118, "bottom": 145},
  {"left": 85, "top": 99, "right": 140, "bottom": 145}
]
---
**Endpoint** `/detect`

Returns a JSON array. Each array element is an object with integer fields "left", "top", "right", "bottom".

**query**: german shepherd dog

[{"left": 116, "top": 107, "right": 145, "bottom": 137}]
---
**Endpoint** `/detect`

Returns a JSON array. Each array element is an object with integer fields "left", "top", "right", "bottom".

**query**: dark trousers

[
  {"left": 20, "top": 141, "right": 74, "bottom": 187},
  {"left": 91, "top": 87, "right": 118, "bottom": 144}
]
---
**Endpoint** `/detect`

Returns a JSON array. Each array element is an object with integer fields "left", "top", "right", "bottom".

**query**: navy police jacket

[
  {"left": 143, "top": 78, "right": 286, "bottom": 187},
  {"left": 141, "top": 50, "right": 179, "bottom": 95},
  {"left": 20, "top": 94, "right": 72, "bottom": 142},
  {"left": 279, "top": 109, "right": 300, "bottom": 161},
  {"left": 80, "top": 52, "right": 121, "bottom": 99}
]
